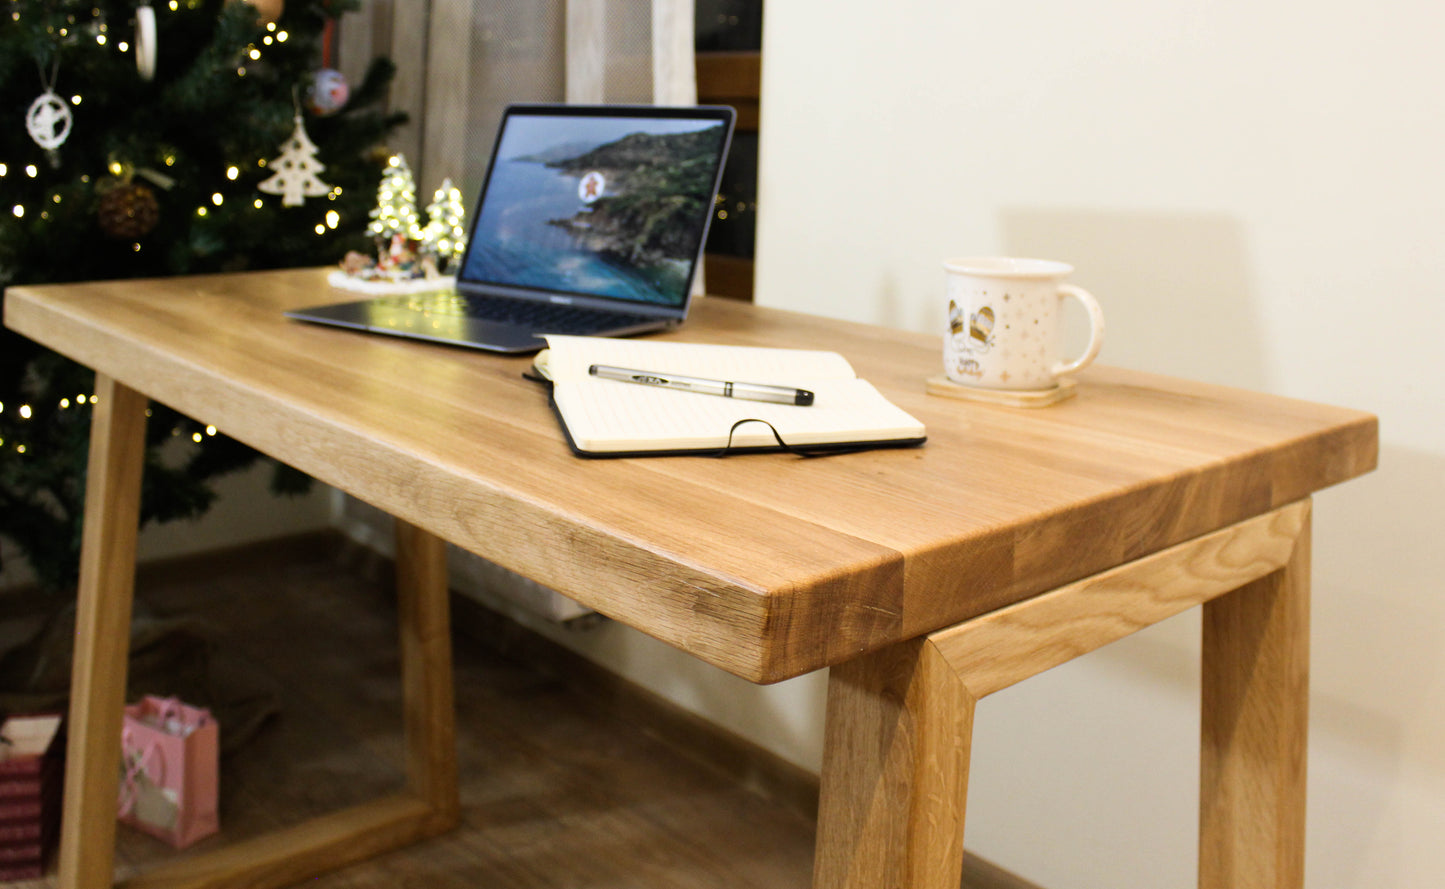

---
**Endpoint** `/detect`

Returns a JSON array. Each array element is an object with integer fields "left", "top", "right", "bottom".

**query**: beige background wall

[{"left": 754, "top": 2, "right": 1444, "bottom": 887}]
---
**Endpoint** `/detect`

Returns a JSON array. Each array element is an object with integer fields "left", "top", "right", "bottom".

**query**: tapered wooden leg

[
  {"left": 58, "top": 375, "right": 149, "bottom": 889},
  {"left": 1200, "top": 503, "right": 1311, "bottom": 889},
  {"left": 394, "top": 518, "right": 459, "bottom": 826},
  {"left": 813, "top": 639, "right": 977, "bottom": 889}
]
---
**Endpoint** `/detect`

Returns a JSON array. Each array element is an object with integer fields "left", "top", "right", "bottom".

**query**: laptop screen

[{"left": 457, "top": 105, "right": 735, "bottom": 312}]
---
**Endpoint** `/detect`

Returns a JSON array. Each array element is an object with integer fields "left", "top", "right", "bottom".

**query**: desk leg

[
  {"left": 394, "top": 518, "right": 460, "bottom": 826},
  {"left": 813, "top": 639, "right": 977, "bottom": 889},
  {"left": 1200, "top": 505, "right": 1311, "bottom": 889},
  {"left": 57, "top": 375, "right": 149, "bottom": 889}
]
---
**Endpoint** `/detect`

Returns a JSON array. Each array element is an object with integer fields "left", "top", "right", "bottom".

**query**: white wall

[{"left": 754, "top": 2, "right": 1445, "bottom": 888}]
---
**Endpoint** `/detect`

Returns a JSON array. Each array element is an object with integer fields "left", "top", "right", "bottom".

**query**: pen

[{"left": 588, "top": 364, "right": 815, "bottom": 406}]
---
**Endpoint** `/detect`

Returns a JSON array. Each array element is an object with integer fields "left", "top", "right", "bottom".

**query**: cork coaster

[{"left": 925, "top": 375, "right": 1076, "bottom": 407}]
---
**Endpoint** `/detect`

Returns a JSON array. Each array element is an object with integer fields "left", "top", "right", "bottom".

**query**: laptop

[{"left": 287, "top": 103, "right": 736, "bottom": 353}]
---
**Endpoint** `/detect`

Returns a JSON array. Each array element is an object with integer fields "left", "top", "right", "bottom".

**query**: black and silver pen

[{"left": 588, "top": 364, "right": 815, "bottom": 406}]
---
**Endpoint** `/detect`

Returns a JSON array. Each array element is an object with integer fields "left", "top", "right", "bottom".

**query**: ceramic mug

[{"left": 943, "top": 257, "right": 1105, "bottom": 390}]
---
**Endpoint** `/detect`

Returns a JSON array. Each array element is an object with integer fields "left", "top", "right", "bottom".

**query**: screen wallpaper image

[{"left": 461, "top": 115, "right": 729, "bottom": 307}]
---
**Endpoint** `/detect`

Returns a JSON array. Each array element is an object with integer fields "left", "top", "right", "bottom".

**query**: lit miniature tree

[
  {"left": 367, "top": 153, "right": 423, "bottom": 242},
  {"left": 421, "top": 178, "right": 468, "bottom": 273}
]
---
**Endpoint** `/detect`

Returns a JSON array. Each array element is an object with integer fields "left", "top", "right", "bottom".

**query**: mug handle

[{"left": 1052, "top": 284, "right": 1105, "bottom": 377}]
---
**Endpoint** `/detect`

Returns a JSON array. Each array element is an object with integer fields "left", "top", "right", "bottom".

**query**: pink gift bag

[{"left": 117, "top": 696, "right": 219, "bottom": 848}]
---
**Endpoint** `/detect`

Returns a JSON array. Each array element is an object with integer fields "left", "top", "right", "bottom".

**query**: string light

[
  {"left": 25, "top": 165, "right": 37, "bottom": 177},
  {"left": 18, "top": 405, "right": 32, "bottom": 419},
  {"left": 12, "top": 205, "right": 22, "bottom": 218},
  {"left": 226, "top": 166, "right": 239, "bottom": 180}
]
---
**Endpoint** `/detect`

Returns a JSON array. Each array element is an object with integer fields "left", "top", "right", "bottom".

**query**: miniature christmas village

[{"left": 331, "top": 154, "right": 468, "bottom": 293}]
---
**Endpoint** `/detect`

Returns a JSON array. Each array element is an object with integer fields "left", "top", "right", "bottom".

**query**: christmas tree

[{"left": 0, "top": 0, "right": 406, "bottom": 592}]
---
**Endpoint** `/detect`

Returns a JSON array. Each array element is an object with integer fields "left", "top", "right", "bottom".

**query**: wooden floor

[{"left": 15, "top": 535, "right": 1036, "bottom": 889}]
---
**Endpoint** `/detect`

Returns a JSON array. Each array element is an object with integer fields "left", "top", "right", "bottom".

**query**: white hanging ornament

[
  {"left": 135, "top": 4, "right": 157, "bottom": 81},
  {"left": 27, "top": 60, "right": 71, "bottom": 162},
  {"left": 257, "top": 112, "right": 333, "bottom": 206},
  {"left": 26, "top": 91, "right": 72, "bottom": 151}
]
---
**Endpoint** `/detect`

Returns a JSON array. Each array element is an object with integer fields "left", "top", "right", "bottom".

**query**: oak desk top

[{"left": 5, "top": 268, "right": 1377, "bottom": 683}]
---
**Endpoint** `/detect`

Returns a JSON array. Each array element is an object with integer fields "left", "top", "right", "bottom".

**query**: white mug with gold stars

[{"left": 943, "top": 257, "right": 1105, "bottom": 391}]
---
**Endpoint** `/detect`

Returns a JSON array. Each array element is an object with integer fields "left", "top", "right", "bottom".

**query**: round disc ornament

[{"left": 27, "top": 90, "right": 73, "bottom": 151}]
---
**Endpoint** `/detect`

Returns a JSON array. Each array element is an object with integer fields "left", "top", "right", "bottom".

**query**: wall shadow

[{"left": 999, "top": 208, "right": 1270, "bottom": 390}]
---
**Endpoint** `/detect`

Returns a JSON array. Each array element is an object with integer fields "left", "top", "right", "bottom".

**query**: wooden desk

[{"left": 5, "top": 269, "right": 1376, "bottom": 889}]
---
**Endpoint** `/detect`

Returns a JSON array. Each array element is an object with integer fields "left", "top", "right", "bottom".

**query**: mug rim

[{"left": 943, "top": 256, "right": 1074, "bottom": 278}]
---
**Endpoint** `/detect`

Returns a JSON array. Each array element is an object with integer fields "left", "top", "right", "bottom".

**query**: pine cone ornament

[{"left": 97, "top": 181, "right": 161, "bottom": 240}]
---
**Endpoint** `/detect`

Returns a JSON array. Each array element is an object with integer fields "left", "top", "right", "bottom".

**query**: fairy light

[
  {"left": 276, "top": 30, "right": 288, "bottom": 42},
  {"left": 0, "top": 164, "right": 6, "bottom": 176},
  {"left": 253, "top": 198, "right": 263, "bottom": 209},
  {"left": 197, "top": 206, "right": 208, "bottom": 217},
  {"left": 205, "top": 425, "right": 216, "bottom": 436},
  {"left": 325, "top": 210, "right": 339, "bottom": 229},
  {"left": 191, "top": 432, "right": 202, "bottom": 443},
  {"left": 59, "top": 398, "right": 70, "bottom": 409},
  {"left": 12, "top": 205, "right": 22, "bottom": 218},
  {"left": 109, "top": 161, "right": 123, "bottom": 176},
  {"left": 25, "top": 165, "right": 38, "bottom": 177},
  {"left": 70, "top": 94, "right": 81, "bottom": 105},
  {"left": 211, "top": 192, "right": 224, "bottom": 206},
  {"left": 226, "top": 166, "right": 239, "bottom": 180},
  {"left": 248, "top": 48, "right": 260, "bottom": 61},
  {"left": 18, "top": 405, "right": 32, "bottom": 419}
]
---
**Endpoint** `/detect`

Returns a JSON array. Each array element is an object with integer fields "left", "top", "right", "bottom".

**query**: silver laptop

[{"left": 287, "top": 103, "right": 735, "bottom": 353}]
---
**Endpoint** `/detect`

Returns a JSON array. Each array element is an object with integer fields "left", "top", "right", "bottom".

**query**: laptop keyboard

[{"left": 379, "top": 292, "right": 656, "bottom": 336}]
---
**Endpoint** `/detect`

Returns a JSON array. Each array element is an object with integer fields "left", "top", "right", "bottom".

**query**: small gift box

[
  {"left": 118, "top": 696, "right": 219, "bottom": 848},
  {"left": 0, "top": 713, "right": 64, "bottom": 879}
]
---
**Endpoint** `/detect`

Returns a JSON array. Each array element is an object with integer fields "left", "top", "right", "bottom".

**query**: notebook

[
  {"left": 287, "top": 104, "right": 736, "bottom": 353},
  {"left": 533, "top": 336, "right": 928, "bottom": 457}
]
